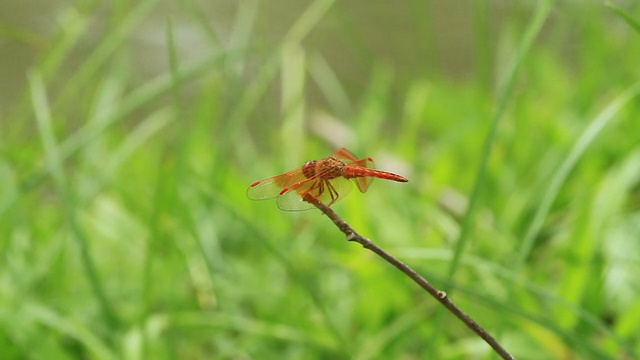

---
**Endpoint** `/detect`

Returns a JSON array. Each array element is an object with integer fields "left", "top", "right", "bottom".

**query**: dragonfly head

[{"left": 302, "top": 160, "right": 317, "bottom": 179}]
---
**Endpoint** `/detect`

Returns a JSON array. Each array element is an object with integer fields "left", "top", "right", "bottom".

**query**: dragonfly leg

[
  {"left": 325, "top": 180, "right": 339, "bottom": 206},
  {"left": 303, "top": 179, "right": 324, "bottom": 200}
]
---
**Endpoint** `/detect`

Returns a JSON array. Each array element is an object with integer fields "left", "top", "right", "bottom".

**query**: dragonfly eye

[{"left": 302, "top": 160, "right": 317, "bottom": 179}]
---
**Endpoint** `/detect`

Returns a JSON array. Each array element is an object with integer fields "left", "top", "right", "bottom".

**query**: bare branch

[{"left": 303, "top": 194, "right": 515, "bottom": 360}]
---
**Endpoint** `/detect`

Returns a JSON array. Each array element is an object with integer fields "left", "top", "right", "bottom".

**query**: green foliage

[{"left": 1, "top": 0, "right": 640, "bottom": 359}]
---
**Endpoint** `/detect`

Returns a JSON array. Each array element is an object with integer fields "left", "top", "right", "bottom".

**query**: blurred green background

[{"left": 2, "top": 0, "right": 640, "bottom": 359}]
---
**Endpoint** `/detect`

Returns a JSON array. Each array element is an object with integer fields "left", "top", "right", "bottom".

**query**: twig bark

[{"left": 302, "top": 194, "right": 515, "bottom": 360}]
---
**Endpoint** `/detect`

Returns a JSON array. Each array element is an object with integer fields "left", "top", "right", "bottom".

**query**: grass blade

[{"left": 29, "top": 70, "right": 119, "bottom": 334}]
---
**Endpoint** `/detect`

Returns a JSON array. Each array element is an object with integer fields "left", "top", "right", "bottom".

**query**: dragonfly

[{"left": 247, "top": 148, "right": 408, "bottom": 211}]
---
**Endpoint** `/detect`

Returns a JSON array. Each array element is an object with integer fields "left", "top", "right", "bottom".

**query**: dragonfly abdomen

[{"left": 343, "top": 166, "right": 408, "bottom": 182}]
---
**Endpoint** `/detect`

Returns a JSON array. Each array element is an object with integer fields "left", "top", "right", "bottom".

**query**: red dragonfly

[{"left": 247, "top": 148, "right": 408, "bottom": 211}]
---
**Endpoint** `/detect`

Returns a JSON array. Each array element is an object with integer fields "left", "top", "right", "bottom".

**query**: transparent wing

[
  {"left": 277, "top": 176, "right": 353, "bottom": 211},
  {"left": 246, "top": 167, "right": 307, "bottom": 200},
  {"left": 332, "top": 147, "right": 360, "bottom": 162},
  {"left": 333, "top": 148, "right": 375, "bottom": 193}
]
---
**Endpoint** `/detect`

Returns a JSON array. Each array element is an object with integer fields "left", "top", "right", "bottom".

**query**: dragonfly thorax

[{"left": 301, "top": 156, "right": 346, "bottom": 180}]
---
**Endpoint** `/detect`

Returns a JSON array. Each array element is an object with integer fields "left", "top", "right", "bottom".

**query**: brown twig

[{"left": 302, "top": 194, "right": 515, "bottom": 360}]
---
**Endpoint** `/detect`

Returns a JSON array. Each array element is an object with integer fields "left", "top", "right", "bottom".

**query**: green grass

[{"left": 1, "top": 1, "right": 640, "bottom": 359}]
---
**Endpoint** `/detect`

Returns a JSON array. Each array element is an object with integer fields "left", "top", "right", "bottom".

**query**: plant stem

[{"left": 303, "top": 194, "right": 515, "bottom": 360}]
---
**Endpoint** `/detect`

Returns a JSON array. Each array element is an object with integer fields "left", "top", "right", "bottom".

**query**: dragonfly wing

[
  {"left": 276, "top": 189, "right": 317, "bottom": 211},
  {"left": 246, "top": 167, "right": 308, "bottom": 200},
  {"left": 277, "top": 176, "right": 353, "bottom": 211},
  {"left": 333, "top": 147, "right": 360, "bottom": 162},
  {"left": 276, "top": 177, "right": 321, "bottom": 211},
  {"left": 334, "top": 148, "right": 375, "bottom": 193},
  {"left": 350, "top": 156, "right": 375, "bottom": 193},
  {"left": 353, "top": 173, "right": 374, "bottom": 193},
  {"left": 333, "top": 148, "right": 375, "bottom": 166}
]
